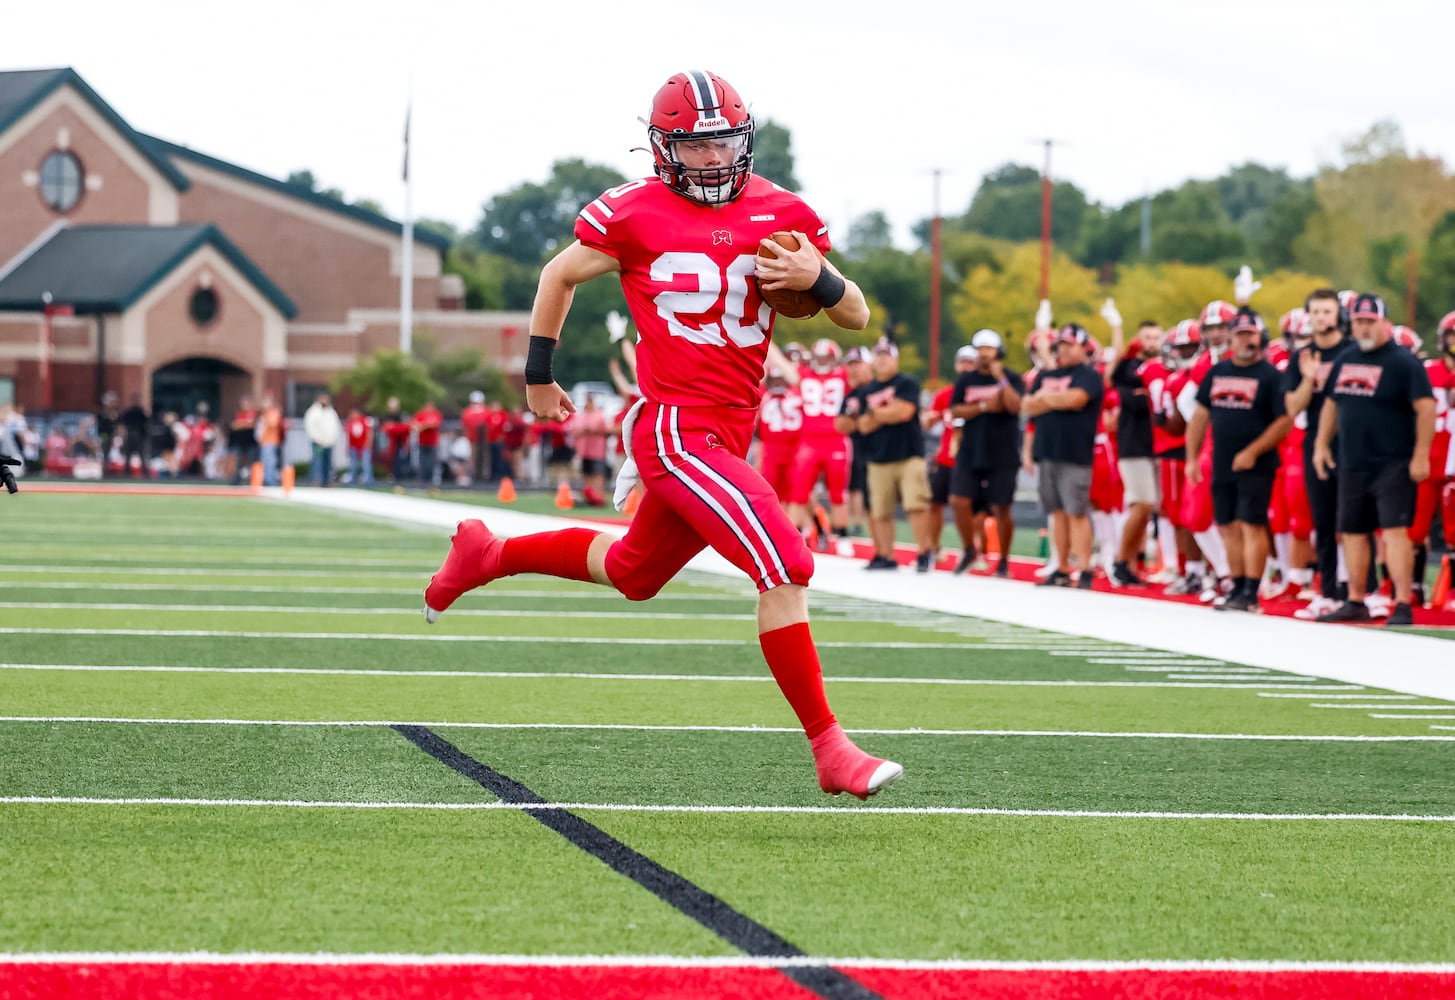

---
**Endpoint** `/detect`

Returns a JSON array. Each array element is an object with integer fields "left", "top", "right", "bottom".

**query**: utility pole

[
  {"left": 929, "top": 167, "right": 943, "bottom": 386},
  {"left": 1039, "top": 139, "right": 1053, "bottom": 302}
]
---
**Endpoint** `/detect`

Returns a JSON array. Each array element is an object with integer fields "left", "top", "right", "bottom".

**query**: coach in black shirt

[
  {"left": 948, "top": 329, "right": 1024, "bottom": 577},
  {"left": 1108, "top": 321, "right": 1161, "bottom": 586},
  {"left": 1024, "top": 323, "right": 1104, "bottom": 587},
  {"left": 1284, "top": 288, "right": 1359, "bottom": 611},
  {"left": 855, "top": 339, "right": 935, "bottom": 571},
  {"left": 1187, "top": 308, "right": 1291, "bottom": 612},
  {"left": 1313, "top": 293, "right": 1435, "bottom": 625}
]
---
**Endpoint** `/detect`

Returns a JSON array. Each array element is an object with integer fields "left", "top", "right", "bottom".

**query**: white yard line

[
  {"left": 0, "top": 953, "right": 1452, "bottom": 974},
  {"left": 1, "top": 795, "right": 1450, "bottom": 821},
  {"left": 0, "top": 582, "right": 754, "bottom": 602},
  {"left": 271, "top": 490, "right": 1455, "bottom": 700},
  {"left": 1369, "top": 714, "right": 1455, "bottom": 720},
  {"left": 1, "top": 602, "right": 760, "bottom": 622},
  {"left": 1, "top": 716, "right": 1444, "bottom": 740},
  {"left": 1258, "top": 692, "right": 1415, "bottom": 700},
  {"left": 1308, "top": 704, "right": 1453, "bottom": 711},
  {"left": 0, "top": 664, "right": 1360, "bottom": 691}
]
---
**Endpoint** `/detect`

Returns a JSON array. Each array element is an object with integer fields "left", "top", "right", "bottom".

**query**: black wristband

[
  {"left": 809, "top": 264, "right": 846, "bottom": 309},
  {"left": 524, "top": 335, "right": 557, "bottom": 385}
]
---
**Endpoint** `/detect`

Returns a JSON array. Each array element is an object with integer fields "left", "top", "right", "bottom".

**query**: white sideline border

[
  {"left": 272, "top": 488, "right": 1455, "bottom": 703},
  {"left": 1, "top": 953, "right": 1452, "bottom": 973}
]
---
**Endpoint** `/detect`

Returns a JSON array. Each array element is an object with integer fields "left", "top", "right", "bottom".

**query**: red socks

[
  {"left": 500, "top": 527, "right": 598, "bottom": 582},
  {"left": 759, "top": 622, "right": 836, "bottom": 738}
]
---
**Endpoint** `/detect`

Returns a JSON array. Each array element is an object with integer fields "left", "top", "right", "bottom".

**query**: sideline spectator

[
  {"left": 96, "top": 392, "right": 120, "bottom": 477},
  {"left": 413, "top": 399, "right": 443, "bottom": 486},
  {"left": 345, "top": 407, "right": 374, "bottom": 486},
  {"left": 229, "top": 395, "right": 259, "bottom": 484},
  {"left": 1313, "top": 294, "right": 1436, "bottom": 626},
  {"left": 381, "top": 397, "right": 412, "bottom": 483},
  {"left": 257, "top": 393, "right": 283, "bottom": 486},
  {"left": 460, "top": 391, "right": 490, "bottom": 483},
  {"left": 1186, "top": 308, "right": 1291, "bottom": 612},
  {"left": 1024, "top": 323, "right": 1104, "bottom": 588},
  {"left": 924, "top": 347, "right": 976, "bottom": 565},
  {"left": 841, "top": 346, "right": 873, "bottom": 537},
  {"left": 486, "top": 401, "right": 511, "bottom": 483},
  {"left": 571, "top": 394, "right": 611, "bottom": 505},
  {"left": 854, "top": 338, "right": 934, "bottom": 571},
  {"left": 948, "top": 330, "right": 1025, "bottom": 577},
  {"left": 1108, "top": 319, "right": 1163, "bottom": 586},
  {"left": 304, "top": 392, "right": 342, "bottom": 486},
  {"left": 120, "top": 392, "right": 149, "bottom": 477}
]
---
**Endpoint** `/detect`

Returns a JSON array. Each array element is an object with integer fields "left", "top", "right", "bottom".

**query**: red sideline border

[{"left": 4, "top": 960, "right": 1455, "bottom": 1000}]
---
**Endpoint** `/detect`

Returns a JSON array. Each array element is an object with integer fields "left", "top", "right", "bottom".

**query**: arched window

[{"left": 39, "top": 150, "right": 84, "bottom": 213}]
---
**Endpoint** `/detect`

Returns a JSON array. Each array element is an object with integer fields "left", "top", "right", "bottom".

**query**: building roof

[
  {"left": 0, "top": 224, "right": 298, "bottom": 318},
  {"left": 143, "top": 135, "right": 451, "bottom": 252},
  {"left": 0, "top": 68, "right": 191, "bottom": 191}
]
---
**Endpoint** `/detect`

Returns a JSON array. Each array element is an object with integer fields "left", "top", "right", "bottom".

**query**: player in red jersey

[
  {"left": 1262, "top": 309, "right": 1316, "bottom": 600},
  {"left": 755, "top": 368, "right": 802, "bottom": 503},
  {"left": 1409, "top": 315, "right": 1455, "bottom": 603},
  {"left": 788, "top": 338, "right": 852, "bottom": 546},
  {"left": 423, "top": 71, "right": 900, "bottom": 799}
]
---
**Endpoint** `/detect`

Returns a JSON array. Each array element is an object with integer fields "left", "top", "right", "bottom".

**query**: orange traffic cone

[
  {"left": 554, "top": 480, "right": 575, "bottom": 509},
  {"left": 249, "top": 461, "right": 263, "bottom": 494},
  {"left": 984, "top": 517, "right": 1000, "bottom": 557},
  {"left": 497, "top": 476, "right": 516, "bottom": 503},
  {"left": 622, "top": 486, "right": 641, "bottom": 517},
  {"left": 280, "top": 465, "right": 295, "bottom": 495},
  {"left": 1431, "top": 555, "right": 1451, "bottom": 610}
]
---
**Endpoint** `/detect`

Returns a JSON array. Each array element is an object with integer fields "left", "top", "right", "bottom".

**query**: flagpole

[{"left": 400, "top": 96, "right": 414, "bottom": 354}]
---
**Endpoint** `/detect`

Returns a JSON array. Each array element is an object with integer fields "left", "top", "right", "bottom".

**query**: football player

[
  {"left": 788, "top": 338, "right": 852, "bottom": 549},
  {"left": 423, "top": 71, "right": 901, "bottom": 799},
  {"left": 1410, "top": 313, "right": 1455, "bottom": 605},
  {"left": 755, "top": 367, "right": 802, "bottom": 504}
]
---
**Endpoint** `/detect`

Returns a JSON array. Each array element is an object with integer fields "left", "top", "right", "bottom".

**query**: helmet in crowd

[
  {"left": 1162, "top": 319, "right": 1203, "bottom": 370},
  {"left": 647, "top": 71, "right": 754, "bottom": 206},
  {"left": 783, "top": 341, "right": 808, "bottom": 366},
  {"left": 810, "top": 338, "right": 843, "bottom": 371},
  {"left": 1391, "top": 325, "right": 1423, "bottom": 355},
  {"left": 1200, "top": 300, "right": 1238, "bottom": 329},
  {"left": 1279, "top": 308, "right": 1311, "bottom": 340},
  {"left": 1438, "top": 310, "right": 1455, "bottom": 338},
  {"left": 764, "top": 367, "right": 789, "bottom": 394}
]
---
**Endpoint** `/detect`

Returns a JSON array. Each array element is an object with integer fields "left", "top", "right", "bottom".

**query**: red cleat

[
  {"left": 423, "top": 520, "right": 505, "bottom": 623},
  {"left": 810, "top": 724, "right": 903, "bottom": 800}
]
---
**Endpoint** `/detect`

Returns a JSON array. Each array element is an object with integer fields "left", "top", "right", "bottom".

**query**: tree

[
  {"left": 469, "top": 159, "right": 628, "bottom": 265},
  {"left": 444, "top": 247, "right": 537, "bottom": 311},
  {"left": 1418, "top": 211, "right": 1455, "bottom": 329},
  {"left": 846, "top": 211, "right": 894, "bottom": 256},
  {"left": 951, "top": 243, "right": 1102, "bottom": 371},
  {"left": 331, "top": 350, "right": 445, "bottom": 413},
  {"left": 411, "top": 335, "right": 519, "bottom": 411},
  {"left": 752, "top": 119, "right": 799, "bottom": 192},
  {"left": 954, "top": 162, "right": 1090, "bottom": 247},
  {"left": 417, "top": 218, "right": 460, "bottom": 245},
  {"left": 1107, "top": 264, "right": 1329, "bottom": 332},
  {"left": 286, "top": 169, "right": 318, "bottom": 190},
  {"left": 1143, "top": 181, "right": 1248, "bottom": 268},
  {"left": 1256, "top": 182, "right": 1318, "bottom": 271}
]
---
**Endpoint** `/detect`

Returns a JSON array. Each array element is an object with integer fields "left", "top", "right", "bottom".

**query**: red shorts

[
  {"left": 1090, "top": 440, "right": 1123, "bottom": 513},
  {"left": 788, "top": 436, "right": 850, "bottom": 505},
  {"left": 1159, "top": 457, "right": 1185, "bottom": 526},
  {"left": 1269, "top": 458, "right": 1313, "bottom": 540},
  {"left": 1181, "top": 454, "right": 1214, "bottom": 533},
  {"left": 1411, "top": 432, "right": 1451, "bottom": 546},
  {"left": 605, "top": 402, "right": 814, "bottom": 598},
  {"left": 757, "top": 443, "right": 797, "bottom": 503}
]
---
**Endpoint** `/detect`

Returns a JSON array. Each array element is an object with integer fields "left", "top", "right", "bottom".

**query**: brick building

[{"left": 0, "top": 67, "right": 527, "bottom": 417}]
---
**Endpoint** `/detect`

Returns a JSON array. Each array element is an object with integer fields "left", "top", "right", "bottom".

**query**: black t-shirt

[
  {"left": 1110, "top": 357, "right": 1153, "bottom": 459},
  {"left": 1326, "top": 340, "right": 1434, "bottom": 472},
  {"left": 1030, "top": 365, "right": 1103, "bottom": 466},
  {"left": 951, "top": 368, "right": 1025, "bottom": 469},
  {"left": 1284, "top": 336, "right": 1357, "bottom": 458},
  {"left": 1196, "top": 358, "right": 1287, "bottom": 479},
  {"left": 842, "top": 385, "right": 869, "bottom": 463},
  {"left": 120, "top": 405, "right": 149, "bottom": 438},
  {"left": 859, "top": 373, "right": 923, "bottom": 464}
]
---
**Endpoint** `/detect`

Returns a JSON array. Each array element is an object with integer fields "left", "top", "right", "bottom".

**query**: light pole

[
  {"left": 929, "top": 167, "right": 944, "bottom": 386},
  {"left": 1038, "top": 139, "right": 1053, "bottom": 303}
]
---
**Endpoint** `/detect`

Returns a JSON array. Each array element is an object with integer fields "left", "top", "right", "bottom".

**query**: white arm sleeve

[{"left": 1176, "top": 380, "right": 1201, "bottom": 423}]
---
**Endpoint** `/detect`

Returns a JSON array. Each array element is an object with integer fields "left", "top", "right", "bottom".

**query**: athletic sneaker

[
  {"left": 970, "top": 556, "right": 991, "bottom": 573},
  {"left": 1386, "top": 602, "right": 1414, "bottom": 627},
  {"left": 1199, "top": 577, "right": 1232, "bottom": 604},
  {"left": 915, "top": 551, "right": 933, "bottom": 573},
  {"left": 1164, "top": 573, "right": 1201, "bottom": 596},
  {"left": 1294, "top": 596, "right": 1342, "bottom": 620},
  {"left": 1076, "top": 570, "right": 1094, "bottom": 589},
  {"left": 1110, "top": 561, "right": 1144, "bottom": 588},
  {"left": 810, "top": 724, "right": 903, "bottom": 800},
  {"left": 1034, "top": 561, "right": 1059, "bottom": 580},
  {"left": 994, "top": 559, "right": 1011, "bottom": 578},
  {"left": 1365, "top": 593, "right": 1393, "bottom": 620},
  {"left": 1147, "top": 567, "right": 1179, "bottom": 584},
  {"left": 424, "top": 519, "right": 505, "bottom": 623},
  {"left": 864, "top": 555, "right": 898, "bottom": 570},
  {"left": 1038, "top": 570, "right": 1073, "bottom": 587},
  {"left": 952, "top": 547, "right": 977, "bottom": 575},
  {"left": 1317, "top": 600, "right": 1372, "bottom": 624}
]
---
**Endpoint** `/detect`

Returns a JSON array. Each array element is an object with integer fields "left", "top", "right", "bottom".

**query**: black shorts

[
  {"left": 930, "top": 463, "right": 953, "bottom": 505},
  {"left": 1212, "top": 474, "right": 1274, "bottom": 527},
  {"left": 951, "top": 464, "right": 1017, "bottom": 514},
  {"left": 581, "top": 457, "right": 607, "bottom": 476},
  {"left": 849, "top": 453, "right": 867, "bottom": 494},
  {"left": 1338, "top": 463, "right": 1416, "bottom": 534}
]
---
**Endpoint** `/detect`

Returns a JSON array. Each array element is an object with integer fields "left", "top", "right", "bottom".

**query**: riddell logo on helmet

[{"left": 693, "top": 117, "right": 729, "bottom": 131}]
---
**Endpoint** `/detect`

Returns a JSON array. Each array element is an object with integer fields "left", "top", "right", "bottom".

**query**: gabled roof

[
  {"left": 0, "top": 68, "right": 190, "bottom": 191},
  {"left": 0, "top": 224, "right": 297, "bottom": 318},
  {"left": 143, "top": 135, "right": 451, "bottom": 252}
]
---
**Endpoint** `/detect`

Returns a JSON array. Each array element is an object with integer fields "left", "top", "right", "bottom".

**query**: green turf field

[{"left": 2, "top": 492, "right": 1453, "bottom": 965}]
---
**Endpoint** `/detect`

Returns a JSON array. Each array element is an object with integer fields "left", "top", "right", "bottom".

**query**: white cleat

[
  {"left": 866, "top": 760, "right": 904, "bottom": 796},
  {"left": 423, "top": 606, "right": 443, "bottom": 624}
]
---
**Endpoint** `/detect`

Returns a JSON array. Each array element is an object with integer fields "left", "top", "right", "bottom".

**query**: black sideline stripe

[{"left": 393, "top": 725, "right": 883, "bottom": 1000}]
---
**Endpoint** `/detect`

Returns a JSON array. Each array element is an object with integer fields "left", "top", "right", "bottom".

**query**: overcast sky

[{"left": 5, "top": 0, "right": 1453, "bottom": 248}]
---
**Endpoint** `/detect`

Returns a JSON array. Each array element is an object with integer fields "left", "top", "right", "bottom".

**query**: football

[{"left": 755, "top": 232, "right": 823, "bottom": 320}]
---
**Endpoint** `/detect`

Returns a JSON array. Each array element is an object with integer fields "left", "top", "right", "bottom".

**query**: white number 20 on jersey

[{"left": 651, "top": 252, "right": 771, "bottom": 348}]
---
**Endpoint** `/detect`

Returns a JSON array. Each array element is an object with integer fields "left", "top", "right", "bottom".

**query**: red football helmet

[
  {"left": 1162, "top": 319, "right": 1203, "bottom": 370},
  {"left": 783, "top": 341, "right": 807, "bottom": 365},
  {"left": 647, "top": 71, "right": 754, "bottom": 205},
  {"left": 1438, "top": 310, "right": 1455, "bottom": 338},
  {"left": 1200, "top": 300, "right": 1237, "bottom": 328},
  {"left": 1280, "top": 308, "right": 1311, "bottom": 339},
  {"left": 1391, "top": 325, "right": 1422, "bottom": 354},
  {"left": 810, "top": 338, "right": 843, "bottom": 371}
]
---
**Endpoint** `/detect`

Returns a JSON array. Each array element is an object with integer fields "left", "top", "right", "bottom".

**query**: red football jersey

[
  {"left": 574, "top": 175, "right": 830, "bottom": 409},
  {"left": 756, "top": 389, "right": 804, "bottom": 448},
  {"left": 1426, "top": 359, "right": 1452, "bottom": 434},
  {"left": 795, "top": 365, "right": 850, "bottom": 439},
  {"left": 930, "top": 385, "right": 958, "bottom": 467}
]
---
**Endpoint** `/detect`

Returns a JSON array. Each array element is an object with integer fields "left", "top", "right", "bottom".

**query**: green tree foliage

[
  {"left": 846, "top": 211, "right": 894, "bottom": 255},
  {"left": 331, "top": 350, "right": 445, "bottom": 413},
  {"left": 752, "top": 119, "right": 799, "bottom": 192},
  {"left": 411, "top": 336, "right": 519, "bottom": 410},
  {"left": 952, "top": 244, "right": 1102, "bottom": 371},
  {"left": 469, "top": 159, "right": 628, "bottom": 265},
  {"left": 444, "top": 247, "right": 537, "bottom": 311},
  {"left": 954, "top": 163, "right": 1090, "bottom": 247},
  {"left": 1418, "top": 211, "right": 1455, "bottom": 328}
]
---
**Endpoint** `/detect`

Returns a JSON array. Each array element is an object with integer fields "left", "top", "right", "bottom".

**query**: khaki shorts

[
  {"left": 868, "top": 457, "right": 933, "bottom": 518},
  {"left": 1118, "top": 457, "right": 1159, "bottom": 507}
]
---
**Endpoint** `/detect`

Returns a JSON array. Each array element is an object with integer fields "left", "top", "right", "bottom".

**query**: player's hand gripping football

[
  {"left": 527, "top": 382, "right": 576, "bottom": 423},
  {"left": 755, "top": 231, "right": 821, "bottom": 292}
]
